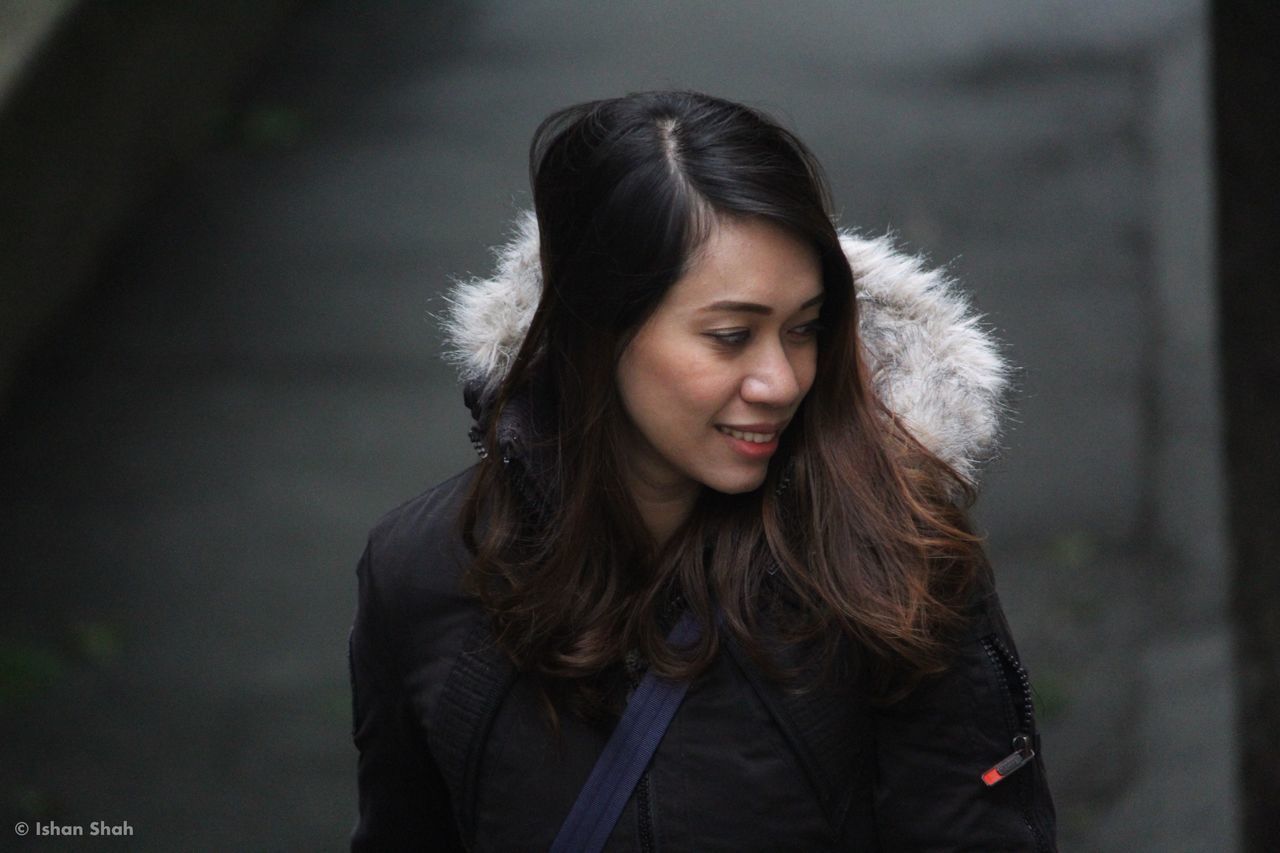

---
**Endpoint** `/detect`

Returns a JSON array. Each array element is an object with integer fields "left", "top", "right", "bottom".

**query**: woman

[{"left": 350, "top": 91, "right": 1056, "bottom": 851}]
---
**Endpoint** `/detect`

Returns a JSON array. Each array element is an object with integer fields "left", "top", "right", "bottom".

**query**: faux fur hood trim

[{"left": 441, "top": 212, "right": 1008, "bottom": 484}]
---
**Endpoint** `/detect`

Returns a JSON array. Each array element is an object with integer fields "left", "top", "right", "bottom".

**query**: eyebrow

[{"left": 698, "top": 293, "right": 825, "bottom": 315}]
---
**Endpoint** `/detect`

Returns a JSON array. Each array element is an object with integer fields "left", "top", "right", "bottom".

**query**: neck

[{"left": 624, "top": 468, "right": 699, "bottom": 549}]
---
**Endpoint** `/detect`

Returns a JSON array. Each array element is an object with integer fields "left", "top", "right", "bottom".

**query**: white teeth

[{"left": 717, "top": 426, "right": 777, "bottom": 443}]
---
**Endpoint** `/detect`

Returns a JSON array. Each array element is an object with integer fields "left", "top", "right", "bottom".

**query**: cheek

[
  {"left": 618, "top": 344, "right": 684, "bottom": 438},
  {"left": 665, "top": 359, "right": 730, "bottom": 414},
  {"left": 795, "top": 346, "right": 819, "bottom": 398},
  {"left": 621, "top": 337, "right": 727, "bottom": 418}
]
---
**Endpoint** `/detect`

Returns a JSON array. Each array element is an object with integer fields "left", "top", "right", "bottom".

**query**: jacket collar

[{"left": 443, "top": 211, "right": 1009, "bottom": 488}]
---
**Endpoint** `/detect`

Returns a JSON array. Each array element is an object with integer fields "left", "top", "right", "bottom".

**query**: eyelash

[{"left": 706, "top": 322, "right": 823, "bottom": 347}]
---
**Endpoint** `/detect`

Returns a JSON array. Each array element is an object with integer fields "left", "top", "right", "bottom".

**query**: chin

[{"left": 702, "top": 468, "right": 769, "bottom": 495}]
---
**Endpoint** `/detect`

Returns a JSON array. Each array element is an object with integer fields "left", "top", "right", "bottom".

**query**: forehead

[{"left": 664, "top": 217, "right": 823, "bottom": 311}]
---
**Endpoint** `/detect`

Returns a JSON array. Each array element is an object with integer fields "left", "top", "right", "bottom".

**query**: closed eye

[
  {"left": 789, "top": 321, "right": 823, "bottom": 340},
  {"left": 705, "top": 329, "right": 750, "bottom": 346}
]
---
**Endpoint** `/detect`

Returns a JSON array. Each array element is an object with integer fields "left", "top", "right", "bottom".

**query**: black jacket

[
  {"left": 348, "top": 465, "right": 1056, "bottom": 851},
  {"left": 351, "top": 218, "right": 1056, "bottom": 850}
]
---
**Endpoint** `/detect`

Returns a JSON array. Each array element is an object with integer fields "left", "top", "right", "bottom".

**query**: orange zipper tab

[{"left": 982, "top": 734, "right": 1035, "bottom": 786}]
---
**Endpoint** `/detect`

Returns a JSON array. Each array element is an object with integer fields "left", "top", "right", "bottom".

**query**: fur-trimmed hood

[{"left": 441, "top": 212, "right": 1008, "bottom": 484}]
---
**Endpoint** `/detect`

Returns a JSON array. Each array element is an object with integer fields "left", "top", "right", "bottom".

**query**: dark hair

[{"left": 461, "top": 91, "right": 982, "bottom": 716}]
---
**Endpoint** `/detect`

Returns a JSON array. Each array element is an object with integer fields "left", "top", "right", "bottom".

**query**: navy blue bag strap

[{"left": 550, "top": 609, "right": 701, "bottom": 853}]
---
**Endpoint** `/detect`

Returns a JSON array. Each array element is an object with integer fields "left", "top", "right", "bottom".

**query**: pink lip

[{"left": 717, "top": 427, "right": 781, "bottom": 460}]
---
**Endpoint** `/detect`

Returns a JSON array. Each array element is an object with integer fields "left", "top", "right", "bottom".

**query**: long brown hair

[{"left": 460, "top": 91, "right": 984, "bottom": 713}]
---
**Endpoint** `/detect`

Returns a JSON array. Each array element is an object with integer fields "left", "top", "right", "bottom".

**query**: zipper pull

[{"left": 981, "top": 734, "right": 1035, "bottom": 786}]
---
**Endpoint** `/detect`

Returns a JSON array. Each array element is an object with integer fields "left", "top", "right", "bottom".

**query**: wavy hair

[{"left": 460, "top": 91, "right": 984, "bottom": 715}]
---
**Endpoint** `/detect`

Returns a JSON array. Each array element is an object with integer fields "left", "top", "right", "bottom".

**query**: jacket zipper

[
  {"left": 624, "top": 650, "right": 657, "bottom": 853},
  {"left": 979, "top": 634, "right": 1038, "bottom": 786},
  {"left": 980, "top": 633, "right": 1049, "bottom": 851},
  {"left": 636, "top": 772, "right": 655, "bottom": 853}
]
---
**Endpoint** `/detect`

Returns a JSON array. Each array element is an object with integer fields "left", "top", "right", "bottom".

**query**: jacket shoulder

[
  {"left": 350, "top": 467, "right": 480, "bottom": 852},
  {"left": 872, "top": 579, "right": 1057, "bottom": 850},
  {"left": 364, "top": 465, "right": 479, "bottom": 598}
]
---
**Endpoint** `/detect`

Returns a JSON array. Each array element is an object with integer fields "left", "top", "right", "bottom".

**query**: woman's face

[{"left": 615, "top": 217, "right": 823, "bottom": 505}]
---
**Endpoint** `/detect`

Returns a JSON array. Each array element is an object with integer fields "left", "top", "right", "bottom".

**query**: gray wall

[{"left": 0, "top": 1, "right": 300, "bottom": 403}]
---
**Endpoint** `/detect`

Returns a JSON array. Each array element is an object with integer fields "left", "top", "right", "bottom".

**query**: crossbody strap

[{"left": 550, "top": 609, "right": 701, "bottom": 853}]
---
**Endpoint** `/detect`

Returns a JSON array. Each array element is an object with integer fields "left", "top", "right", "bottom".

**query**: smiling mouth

[{"left": 715, "top": 426, "right": 779, "bottom": 444}]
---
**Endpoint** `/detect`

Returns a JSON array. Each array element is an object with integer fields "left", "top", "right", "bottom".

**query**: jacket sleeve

[
  {"left": 349, "top": 539, "right": 464, "bottom": 852},
  {"left": 871, "top": 581, "right": 1057, "bottom": 852}
]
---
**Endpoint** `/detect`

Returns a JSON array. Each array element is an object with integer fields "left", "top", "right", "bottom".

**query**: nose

[{"left": 740, "top": 342, "right": 804, "bottom": 407}]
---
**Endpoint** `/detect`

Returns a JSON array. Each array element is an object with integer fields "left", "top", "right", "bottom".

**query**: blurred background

[{"left": 1, "top": 1, "right": 1275, "bottom": 850}]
